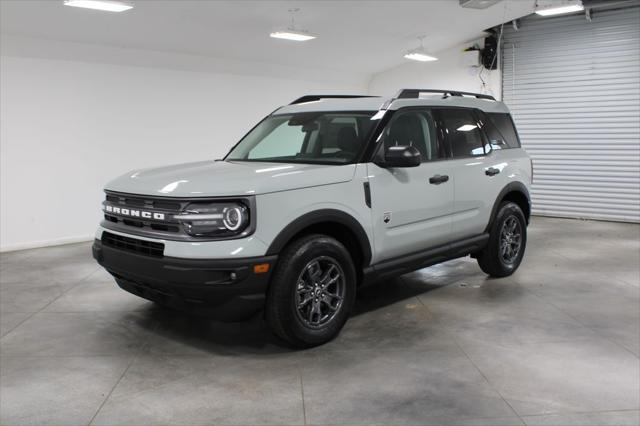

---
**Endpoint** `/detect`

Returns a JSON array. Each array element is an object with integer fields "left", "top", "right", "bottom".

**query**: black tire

[
  {"left": 477, "top": 202, "right": 527, "bottom": 277},
  {"left": 266, "top": 234, "right": 356, "bottom": 348}
]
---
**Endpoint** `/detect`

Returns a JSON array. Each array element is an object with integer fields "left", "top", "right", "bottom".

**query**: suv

[{"left": 93, "top": 89, "right": 532, "bottom": 347}]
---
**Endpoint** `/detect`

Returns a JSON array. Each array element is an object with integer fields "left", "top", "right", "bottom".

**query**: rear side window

[
  {"left": 485, "top": 113, "right": 521, "bottom": 149},
  {"left": 440, "top": 109, "right": 486, "bottom": 158}
]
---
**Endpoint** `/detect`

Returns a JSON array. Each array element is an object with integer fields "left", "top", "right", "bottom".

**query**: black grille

[
  {"left": 104, "top": 214, "right": 181, "bottom": 233},
  {"left": 104, "top": 192, "right": 183, "bottom": 234},
  {"left": 102, "top": 232, "right": 164, "bottom": 257},
  {"left": 106, "top": 193, "right": 182, "bottom": 211}
]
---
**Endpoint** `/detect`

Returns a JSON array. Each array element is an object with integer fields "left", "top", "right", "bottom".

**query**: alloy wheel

[
  {"left": 294, "top": 256, "right": 345, "bottom": 328},
  {"left": 499, "top": 215, "right": 522, "bottom": 265}
]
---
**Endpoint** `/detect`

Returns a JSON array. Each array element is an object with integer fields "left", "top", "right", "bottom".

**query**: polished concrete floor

[{"left": 0, "top": 217, "right": 639, "bottom": 426}]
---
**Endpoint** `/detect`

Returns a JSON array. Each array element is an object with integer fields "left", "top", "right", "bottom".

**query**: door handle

[
  {"left": 485, "top": 167, "right": 500, "bottom": 176},
  {"left": 429, "top": 174, "right": 449, "bottom": 185}
]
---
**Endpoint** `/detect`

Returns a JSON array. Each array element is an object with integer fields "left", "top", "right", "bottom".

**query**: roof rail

[
  {"left": 289, "top": 95, "right": 378, "bottom": 105},
  {"left": 395, "top": 89, "right": 496, "bottom": 101}
]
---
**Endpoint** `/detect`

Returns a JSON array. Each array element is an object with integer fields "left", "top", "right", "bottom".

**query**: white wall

[
  {"left": 368, "top": 40, "right": 501, "bottom": 100},
  {"left": 0, "top": 49, "right": 366, "bottom": 251},
  {"left": 0, "top": 36, "right": 500, "bottom": 251}
]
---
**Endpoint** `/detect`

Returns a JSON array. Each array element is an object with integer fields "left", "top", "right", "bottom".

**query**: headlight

[{"left": 174, "top": 202, "right": 249, "bottom": 237}]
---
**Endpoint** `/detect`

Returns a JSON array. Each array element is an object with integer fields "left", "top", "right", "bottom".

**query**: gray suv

[{"left": 93, "top": 89, "right": 532, "bottom": 347}]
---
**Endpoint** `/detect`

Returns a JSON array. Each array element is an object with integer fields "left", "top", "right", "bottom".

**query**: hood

[{"left": 105, "top": 160, "right": 357, "bottom": 197}]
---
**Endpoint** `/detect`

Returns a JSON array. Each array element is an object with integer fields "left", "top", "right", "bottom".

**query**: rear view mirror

[
  {"left": 380, "top": 145, "right": 421, "bottom": 168},
  {"left": 301, "top": 122, "right": 319, "bottom": 132}
]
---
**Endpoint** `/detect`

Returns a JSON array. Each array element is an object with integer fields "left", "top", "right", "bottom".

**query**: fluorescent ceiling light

[
  {"left": 271, "top": 8, "right": 316, "bottom": 41},
  {"left": 64, "top": 0, "right": 133, "bottom": 12},
  {"left": 535, "top": 2, "right": 583, "bottom": 16},
  {"left": 404, "top": 51, "right": 438, "bottom": 62},
  {"left": 269, "top": 30, "right": 316, "bottom": 42},
  {"left": 404, "top": 36, "right": 438, "bottom": 62},
  {"left": 459, "top": 0, "right": 504, "bottom": 9},
  {"left": 457, "top": 124, "right": 478, "bottom": 131}
]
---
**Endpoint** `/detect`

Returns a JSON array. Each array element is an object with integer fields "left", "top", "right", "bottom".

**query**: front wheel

[
  {"left": 266, "top": 234, "right": 356, "bottom": 348},
  {"left": 477, "top": 202, "right": 527, "bottom": 277}
]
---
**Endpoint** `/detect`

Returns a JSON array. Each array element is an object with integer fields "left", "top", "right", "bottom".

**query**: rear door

[
  {"left": 366, "top": 108, "right": 454, "bottom": 263},
  {"left": 437, "top": 108, "right": 505, "bottom": 240}
]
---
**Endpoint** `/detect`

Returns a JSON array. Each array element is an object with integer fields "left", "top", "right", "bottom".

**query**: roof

[
  {"left": 274, "top": 90, "right": 511, "bottom": 115},
  {"left": 275, "top": 97, "right": 388, "bottom": 114},
  {"left": 389, "top": 96, "right": 510, "bottom": 114}
]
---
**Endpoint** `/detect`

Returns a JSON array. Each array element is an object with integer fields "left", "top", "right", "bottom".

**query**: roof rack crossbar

[
  {"left": 395, "top": 89, "right": 496, "bottom": 101},
  {"left": 289, "top": 95, "right": 377, "bottom": 105}
]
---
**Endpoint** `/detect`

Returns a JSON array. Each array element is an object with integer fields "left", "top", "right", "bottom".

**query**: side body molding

[{"left": 265, "top": 209, "right": 373, "bottom": 266}]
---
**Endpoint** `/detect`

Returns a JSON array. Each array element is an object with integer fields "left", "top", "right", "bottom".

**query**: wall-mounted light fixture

[{"left": 535, "top": 0, "right": 584, "bottom": 16}]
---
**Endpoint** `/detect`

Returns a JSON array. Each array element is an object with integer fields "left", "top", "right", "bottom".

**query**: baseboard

[
  {"left": 531, "top": 213, "right": 639, "bottom": 224},
  {"left": 0, "top": 235, "right": 95, "bottom": 253}
]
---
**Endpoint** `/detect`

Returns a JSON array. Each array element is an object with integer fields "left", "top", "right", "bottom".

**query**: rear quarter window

[{"left": 485, "top": 113, "right": 521, "bottom": 149}]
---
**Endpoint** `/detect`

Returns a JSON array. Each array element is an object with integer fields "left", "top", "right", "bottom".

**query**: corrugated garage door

[{"left": 502, "top": 7, "right": 640, "bottom": 222}]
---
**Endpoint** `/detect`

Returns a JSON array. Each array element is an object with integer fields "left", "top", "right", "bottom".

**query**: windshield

[{"left": 225, "top": 111, "right": 378, "bottom": 164}]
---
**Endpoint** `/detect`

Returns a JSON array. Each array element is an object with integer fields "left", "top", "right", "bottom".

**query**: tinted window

[
  {"left": 441, "top": 109, "right": 485, "bottom": 157},
  {"left": 382, "top": 110, "right": 444, "bottom": 162},
  {"left": 487, "top": 113, "right": 521, "bottom": 148}
]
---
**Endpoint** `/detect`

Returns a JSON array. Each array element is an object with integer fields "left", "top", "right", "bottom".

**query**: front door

[{"left": 366, "top": 108, "right": 454, "bottom": 263}]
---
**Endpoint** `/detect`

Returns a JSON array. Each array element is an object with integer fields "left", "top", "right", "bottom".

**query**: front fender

[{"left": 265, "top": 208, "right": 373, "bottom": 265}]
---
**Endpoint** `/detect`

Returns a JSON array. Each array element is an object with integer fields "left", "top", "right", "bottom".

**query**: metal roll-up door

[{"left": 502, "top": 7, "right": 640, "bottom": 222}]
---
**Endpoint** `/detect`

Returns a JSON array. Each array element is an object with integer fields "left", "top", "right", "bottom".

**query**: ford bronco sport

[{"left": 93, "top": 89, "right": 532, "bottom": 347}]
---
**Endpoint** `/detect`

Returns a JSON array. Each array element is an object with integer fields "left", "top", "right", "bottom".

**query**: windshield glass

[{"left": 225, "top": 111, "right": 378, "bottom": 164}]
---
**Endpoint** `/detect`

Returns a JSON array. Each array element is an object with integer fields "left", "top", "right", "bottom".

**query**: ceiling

[{"left": 0, "top": 0, "right": 535, "bottom": 75}]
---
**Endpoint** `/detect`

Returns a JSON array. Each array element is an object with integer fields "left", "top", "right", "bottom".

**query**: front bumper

[{"left": 92, "top": 239, "right": 277, "bottom": 318}]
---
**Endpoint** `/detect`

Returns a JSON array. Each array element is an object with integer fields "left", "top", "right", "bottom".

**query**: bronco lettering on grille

[{"left": 104, "top": 205, "right": 165, "bottom": 220}]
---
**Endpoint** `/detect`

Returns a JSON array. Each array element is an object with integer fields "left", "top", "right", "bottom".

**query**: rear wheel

[
  {"left": 477, "top": 202, "right": 527, "bottom": 277},
  {"left": 266, "top": 234, "right": 356, "bottom": 348}
]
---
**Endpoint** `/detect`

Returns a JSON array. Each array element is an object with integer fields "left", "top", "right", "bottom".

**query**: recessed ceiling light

[
  {"left": 404, "top": 36, "right": 438, "bottom": 62},
  {"left": 535, "top": 1, "right": 583, "bottom": 16},
  {"left": 63, "top": 0, "right": 133, "bottom": 12},
  {"left": 270, "top": 8, "right": 316, "bottom": 42},
  {"left": 270, "top": 30, "right": 316, "bottom": 42}
]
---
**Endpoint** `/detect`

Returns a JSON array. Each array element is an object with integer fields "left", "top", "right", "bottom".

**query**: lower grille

[{"left": 102, "top": 232, "right": 164, "bottom": 257}]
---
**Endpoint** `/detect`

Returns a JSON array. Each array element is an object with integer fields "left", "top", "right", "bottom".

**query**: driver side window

[{"left": 382, "top": 110, "right": 443, "bottom": 162}]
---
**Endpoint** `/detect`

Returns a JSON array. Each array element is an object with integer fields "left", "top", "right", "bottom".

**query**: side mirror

[{"left": 380, "top": 145, "right": 421, "bottom": 168}]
